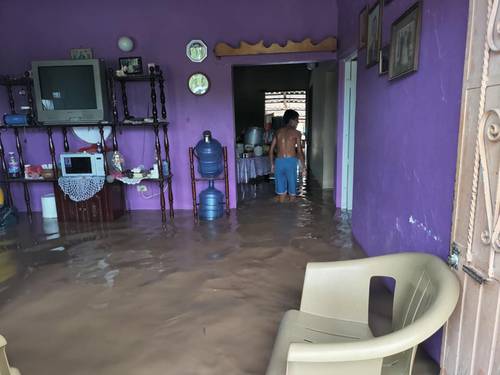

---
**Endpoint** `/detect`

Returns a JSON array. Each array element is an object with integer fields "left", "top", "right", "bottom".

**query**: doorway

[
  {"left": 232, "top": 64, "right": 310, "bottom": 202},
  {"left": 340, "top": 53, "right": 358, "bottom": 211},
  {"left": 264, "top": 90, "right": 308, "bottom": 164}
]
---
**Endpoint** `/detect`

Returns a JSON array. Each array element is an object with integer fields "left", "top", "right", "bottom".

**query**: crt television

[{"left": 32, "top": 59, "right": 110, "bottom": 124}]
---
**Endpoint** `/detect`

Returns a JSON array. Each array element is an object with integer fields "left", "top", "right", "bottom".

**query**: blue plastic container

[
  {"left": 199, "top": 181, "right": 224, "bottom": 221},
  {"left": 3, "top": 114, "right": 30, "bottom": 126},
  {"left": 162, "top": 160, "right": 169, "bottom": 177},
  {"left": 194, "top": 131, "right": 223, "bottom": 178}
]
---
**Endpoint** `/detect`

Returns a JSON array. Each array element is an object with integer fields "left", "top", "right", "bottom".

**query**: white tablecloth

[{"left": 237, "top": 156, "right": 271, "bottom": 183}]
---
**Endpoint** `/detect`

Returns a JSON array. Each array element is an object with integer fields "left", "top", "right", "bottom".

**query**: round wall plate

[
  {"left": 188, "top": 73, "right": 210, "bottom": 96},
  {"left": 72, "top": 126, "right": 111, "bottom": 144},
  {"left": 186, "top": 40, "right": 208, "bottom": 63}
]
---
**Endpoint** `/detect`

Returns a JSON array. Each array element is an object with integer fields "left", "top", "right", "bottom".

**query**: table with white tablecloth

[{"left": 237, "top": 156, "right": 271, "bottom": 183}]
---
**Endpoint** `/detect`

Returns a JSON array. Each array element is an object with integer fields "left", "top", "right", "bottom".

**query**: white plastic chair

[
  {"left": 0, "top": 336, "right": 20, "bottom": 375},
  {"left": 266, "top": 252, "right": 460, "bottom": 375}
]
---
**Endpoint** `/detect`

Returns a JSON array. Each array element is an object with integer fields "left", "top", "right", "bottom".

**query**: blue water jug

[
  {"left": 194, "top": 131, "right": 223, "bottom": 178},
  {"left": 199, "top": 181, "right": 224, "bottom": 220}
]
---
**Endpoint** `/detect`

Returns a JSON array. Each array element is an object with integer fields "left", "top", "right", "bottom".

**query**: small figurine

[
  {"left": 115, "top": 68, "right": 126, "bottom": 77},
  {"left": 111, "top": 151, "right": 125, "bottom": 173}
]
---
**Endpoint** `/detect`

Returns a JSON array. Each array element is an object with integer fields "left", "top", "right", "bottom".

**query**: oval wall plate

[{"left": 72, "top": 126, "right": 111, "bottom": 144}]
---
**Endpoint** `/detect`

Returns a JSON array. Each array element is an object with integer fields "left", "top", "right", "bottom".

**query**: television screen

[
  {"left": 32, "top": 59, "right": 110, "bottom": 124},
  {"left": 38, "top": 66, "right": 97, "bottom": 111}
]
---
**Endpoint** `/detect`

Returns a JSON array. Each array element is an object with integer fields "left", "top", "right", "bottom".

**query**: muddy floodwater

[{"left": 0, "top": 182, "right": 438, "bottom": 374}]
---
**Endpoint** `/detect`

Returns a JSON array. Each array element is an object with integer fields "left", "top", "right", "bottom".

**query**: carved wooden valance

[{"left": 214, "top": 37, "right": 337, "bottom": 58}]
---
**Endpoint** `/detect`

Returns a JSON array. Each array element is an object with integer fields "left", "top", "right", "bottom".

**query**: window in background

[{"left": 264, "top": 91, "right": 307, "bottom": 136}]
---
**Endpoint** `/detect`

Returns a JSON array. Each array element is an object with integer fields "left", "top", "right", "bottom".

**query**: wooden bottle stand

[{"left": 189, "top": 146, "right": 230, "bottom": 218}]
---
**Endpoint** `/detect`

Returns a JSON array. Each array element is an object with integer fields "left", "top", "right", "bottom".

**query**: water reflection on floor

[{"left": 0, "top": 180, "right": 437, "bottom": 374}]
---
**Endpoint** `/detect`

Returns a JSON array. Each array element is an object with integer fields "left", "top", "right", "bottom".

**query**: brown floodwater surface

[{"left": 0, "top": 181, "right": 437, "bottom": 374}]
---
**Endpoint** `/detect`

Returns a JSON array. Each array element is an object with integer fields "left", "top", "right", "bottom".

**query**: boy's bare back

[{"left": 274, "top": 127, "right": 301, "bottom": 158}]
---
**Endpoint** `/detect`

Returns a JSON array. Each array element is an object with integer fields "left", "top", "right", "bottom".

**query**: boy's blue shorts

[{"left": 275, "top": 157, "right": 298, "bottom": 195}]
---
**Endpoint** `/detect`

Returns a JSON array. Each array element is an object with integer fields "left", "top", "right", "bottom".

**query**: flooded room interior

[{"left": 0, "top": 0, "right": 499, "bottom": 374}]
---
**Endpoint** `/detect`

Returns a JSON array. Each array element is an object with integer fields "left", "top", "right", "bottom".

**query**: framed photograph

[
  {"left": 70, "top": 48, "right": 93, "bottom": 60},
  {"left": 389, "top": 2, "right": 422, "bottom": 80},
  {"left": 359, "top": 6, "right": 368, "bottom": 49},
  {"left": 188, "top": 72, "right": 210, "bottom": 96},
  {"left": 366, "top": 1, "right": 383, "bottom": 68},
  {"left": 186, "top": 40, "right": 208, "bottom": 63},
  {"left": 118, "top": 57, "right": 143, "bottom": 75},
  {"left": 379, "top": 45, "right": 390, "bottom": 75}
]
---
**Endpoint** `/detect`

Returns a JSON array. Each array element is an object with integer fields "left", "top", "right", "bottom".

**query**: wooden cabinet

[{"left": 54, "top": 183, "right": 125, "bottom": 222}]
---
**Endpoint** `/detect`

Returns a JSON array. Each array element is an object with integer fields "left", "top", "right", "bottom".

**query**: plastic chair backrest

[
  {"left": 377, "top": 254, "right": 445, "bottom": 373},
  {"left": 0, "top": 335, "right": 12, "bottom": 375}
]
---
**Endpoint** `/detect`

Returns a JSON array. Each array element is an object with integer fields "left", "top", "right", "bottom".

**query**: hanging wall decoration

[
  {"left": 117, "top": 36, "right": 134, "bottom": 52},
  {"left": 70, "top": 48, "right": 93, "bottom": 60},
  {"left": 366, "top": 1, "right": 383, "bottom": 67},
  {"left": 188, "top": 73, "right": 210, "bottom": 96},
  {"left": 389, "top": 1, "right": 422, "bottom": 80},
  {"left": 359, "top": 6, "right": 368, "bottom": 49},
  {"left": 118, "top": 56, "right": 143, "bottom": 75},
  {"left": 187, "top": 40, "right": 208, "bottom": 62},
  {"left": 379, "top": 45, "right": 390, "bottom": 75},
  {"left": 214, "top": 37, "right": 337, "bottom": 58}
]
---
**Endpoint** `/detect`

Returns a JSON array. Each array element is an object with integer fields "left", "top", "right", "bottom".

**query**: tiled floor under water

[{"left": 0, "top": 181, "right": 438, "bottom": 374}]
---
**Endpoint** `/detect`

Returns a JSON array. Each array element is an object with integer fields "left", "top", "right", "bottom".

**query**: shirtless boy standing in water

[{"left": 269, "top": 110, "right": 306, "bottom": 202}]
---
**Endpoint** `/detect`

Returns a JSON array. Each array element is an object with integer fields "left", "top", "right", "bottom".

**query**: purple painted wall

[
  {"left": 0, "top": 0, "right": 338, "bottom": 211},
  {"left": 336, "top": 0, "right": 469, "bottom": 363}
]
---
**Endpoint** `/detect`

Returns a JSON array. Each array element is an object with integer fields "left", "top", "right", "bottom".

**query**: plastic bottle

[{"left": 7, "top": 152, "right": 20, "bottom": 179}]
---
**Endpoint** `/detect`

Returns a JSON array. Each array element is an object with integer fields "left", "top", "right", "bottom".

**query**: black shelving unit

[{"left": 0, "top": 66, "right": 174, "bottom": 222}]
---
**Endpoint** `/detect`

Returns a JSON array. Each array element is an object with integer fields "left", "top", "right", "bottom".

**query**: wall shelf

[
  {"left": 0, "top": 66, "right": 174, "bottom": 222},
  {"left": 0, "top": 75, "right": 31, "bottom": 86},
  {"left": 1, "top": 121, "right": 169, "bottom": 129},
  {"left": 113, "top": 72, "right": 161, "bottom": 82},
  {"left": 0, "top": 178, "right": 57, "bottom": 183}
]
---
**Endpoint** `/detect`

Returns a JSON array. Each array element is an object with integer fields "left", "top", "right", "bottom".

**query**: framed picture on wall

[
  {"left": 188, "top": 72, "right": 210, "bottom": 96},
  {"left": 389, "top": 2, "right": 422, "bottom": 80},
  {"left": 70, "top": 48, "right": 93, "bottom": 60},
  {"left": 119, "top": 56, "right": 143, "bottom": 75},
  {"left": 359, "top": 6, "right": 368, "bottom": 49},
  {"left": 379, "top": 45, "right": 390, "bottom": 75},
  {"left": 366, "top": 1, "right": 383, "bottom": 67}
]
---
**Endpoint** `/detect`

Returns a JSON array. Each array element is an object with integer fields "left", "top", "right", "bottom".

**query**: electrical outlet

[{"left": 137, "top": 185, "right": 147, "bottom": 192}]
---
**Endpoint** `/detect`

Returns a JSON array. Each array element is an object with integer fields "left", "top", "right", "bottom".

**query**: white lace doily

[
  {"left": 58, "top": 176, "right": 105, "bottom": 202},
  {"left": 116, "top": 176, "right": 145, "bottom": 185}
]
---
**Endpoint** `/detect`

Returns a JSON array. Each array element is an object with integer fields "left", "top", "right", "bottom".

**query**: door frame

[
  {"left": 305, "top": 86, "right": 313, "bottom": 172},
  {"left": 340, "top": 52, "right": 358, "bottom": 210},
  {"left": 442, "top": 0, "right": 500, "bottom": 373}
]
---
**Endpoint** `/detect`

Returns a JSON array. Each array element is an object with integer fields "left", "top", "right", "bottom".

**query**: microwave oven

[{"left": 60, "top": 153, "right": 105, "bottom": 177}]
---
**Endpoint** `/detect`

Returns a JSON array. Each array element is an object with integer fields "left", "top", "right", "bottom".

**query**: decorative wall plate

[
  {"left": 186, "top": 40, "right": 208, "bottom": 62},
  {"left": 188, "top": 73, "right": 210, "bottom": 95},
  {"left": 72, "top": 126, "right": 111, "bottom": 144}
]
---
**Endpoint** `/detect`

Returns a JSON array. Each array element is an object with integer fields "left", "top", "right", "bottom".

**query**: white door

[
  {"left": 442, "top": 0, "right": 500, "bottom": 373},
  {"left": 341, "top": 54, "right": 357, "bottom": 210}
]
